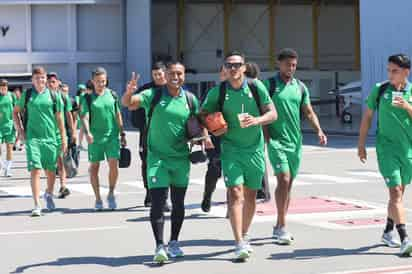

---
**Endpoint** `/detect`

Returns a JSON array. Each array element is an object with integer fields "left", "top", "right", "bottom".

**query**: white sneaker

[
  {"left": 31, "top": 206, "right": 42, "bottom": 217},
  {"left": 235, "top": 242, "right": 250, "bottom": 261},
  {"left": 275, "top": 227, "right": 294, "bottom": 245},
  {"left": 382, "top": 231, "right": 401, "bottom": 248},
  {"left": 5, "top": 168, "right": 12, "bottom": 177},
  {"left": 154, "top": 245, "right": 168, "bottom": 264},
  {"left": 400, "top": 239, "right": 412, "bottom": 256},
  {"left": 243, "top": 234, "right": 253, "bottom": 254}
]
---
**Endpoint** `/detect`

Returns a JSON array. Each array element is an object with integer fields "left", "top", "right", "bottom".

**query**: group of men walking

[{"left": 2, "top": 47, "right": 412, "bottom": 263}]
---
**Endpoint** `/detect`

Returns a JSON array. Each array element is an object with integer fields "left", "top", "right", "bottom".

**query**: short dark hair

[
  {"left": 225, "top": 50, "right": 245, "bottom": 62},
  {"left": 152, "top": 61, "right": 166, "bottom": 71},
  {"left": 0, "top": 79, "right": 8, "bottom": 87},
  {"left": 278, "top": 48, "right": 299, "bottom": 61},
  {"left": 92, "top": 67, "right": 107, "bottom": 78},
  {"left": 47, "top": 72, "right": 59, "bottom": 80},
  {"left": 388, "top": 54, "right": 411, "bottom": 69},
  {"left": 245, "top": 62, "right": 261, "bottom": 79},
  {"left": 166, "top": 61, "right": 185, "bottom": 70},
  {"left": 32, "top": 66, "right": 47, "bottom": 76}
]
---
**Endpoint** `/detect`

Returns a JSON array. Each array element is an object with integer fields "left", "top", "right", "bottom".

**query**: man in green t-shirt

[
  {"left": 13, "top": 66, "right": 67, "bottom": 217},
  {"left": 47, "top": 73, "right": 76, "bottom": 199},
  {"left": 80, "top": 67, "right": 126, "bottom": 211},
  {"left": 263, "top": 48, "right": 327, "bottom": 245},
  {"left": 122, "top": 61, "right": 203, "bottom": 264},
  {"left": 0, "top": 79, "right": 16, "bottom": 177},
  {"left": 200, "top": 51, "right": 278, "bottom": 261},
  {"left": 358, "top": 54, "right": 412, "bottom": 256}
]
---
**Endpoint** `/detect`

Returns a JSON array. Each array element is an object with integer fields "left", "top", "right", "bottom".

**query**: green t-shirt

[
  {"left": 0, "top": 92, "right": 16, "bottom": 134},
  {"left": 80, "top": 89, "right": 120, "bottom": 143},
  {"left": 366, "top": 82, "right": 412, "bottom": 157},
  {"left": 263, "top": 75, "right": 310, "bottom": 151},
  {"left": 138, "top": 87, "right": 199, "bottom": 158},
  {"left": 17, "top": 88, "right": 63, "bottom": 142},
  {"left": 201, "top": 79, "right": 272, "bottom": 154}
]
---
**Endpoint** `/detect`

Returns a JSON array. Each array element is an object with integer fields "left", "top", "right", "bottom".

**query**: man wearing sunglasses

[
  {"left": 200, "top": 51, "right": 277, "bottom": 261},
  {"left": 358, "top": 54, "right": 412, "bottom": 256}
]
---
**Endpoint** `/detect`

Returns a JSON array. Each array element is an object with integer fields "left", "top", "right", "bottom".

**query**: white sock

[{"left": 6, "top": 161, "right": 12, "bottom": 170}]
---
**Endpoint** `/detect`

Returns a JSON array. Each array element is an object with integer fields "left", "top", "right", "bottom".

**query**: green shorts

[
  {"left": 88, "top": 137, "right": 120, "bottom": 163},
  {"left": 26, "top": 139, "right": 58, "bottom": 172},
  {"left": 377, "top": 150, "right": 412, "bottom": 188},
  {"left": 221, "top": 150, "right": 265, "bottom": 190},
  {"left": 146, "top": 152, "right": 190, "bottom": 189},
  {"left": 0, "top": 130, "right": 16, "bottom": 144},
  {"left": 268, "top": 143, "right": 301, "bottom": 180}
]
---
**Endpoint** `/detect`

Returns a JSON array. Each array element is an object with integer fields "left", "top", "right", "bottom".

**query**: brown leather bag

[{"left": 204, "top": 112, "right": 228, "bottom": 133}]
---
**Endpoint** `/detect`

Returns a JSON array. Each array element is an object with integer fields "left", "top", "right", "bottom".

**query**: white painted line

[
  {"left": 346, "top": 171, "right": 381, "bottom": 178},
  {"left": 323, "top": 265, "right": 412, "bottom": 274},
  {"left": 190, "top": 178, "right": 226, "bottom": 189},
  {"left": 69, "top": 184, "right": 108, "bottom": 196},
  {"left": 297, "top": 174, "right": 367, "bottom": 183},
  {"left": 121, "top": 181, "right": 145, "bottom": 189},
  {"left": 0, "top": 226, "right": 127, "bottom": 236},
  {"left": 0, "top": 186, "right": 41, "bottom": 197}
]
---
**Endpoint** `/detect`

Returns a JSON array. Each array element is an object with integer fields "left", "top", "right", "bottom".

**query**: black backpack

[
  {"left": 23, "top": 88, "right": 57, "bottom": 130},
  {"left": 141, "top": 88, "right": 197, "bottom": 157},
  {"left": 217, "top": 80, "right": 264, "bottom": 115},
  {"left": 375, "top": 81, "right": 390, "bottom": 111},
  {"left": 84, "top": 89, "right": 119, "bottom": 125}
]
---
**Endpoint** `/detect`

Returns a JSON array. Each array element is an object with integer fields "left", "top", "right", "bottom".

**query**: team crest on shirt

[
  {"left": 151, "top": 177, "right": 157, "bottom": 183},
  {"left": 159, "top": 100, "right": 166, "bottom": 107},
  {"left": 384, "top": 94, "right": 390, "bottom": 100}
]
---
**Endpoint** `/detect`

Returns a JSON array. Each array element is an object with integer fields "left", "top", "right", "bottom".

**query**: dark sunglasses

[{"left": 224, "top": 62, "right": 244, "bottom": 70}]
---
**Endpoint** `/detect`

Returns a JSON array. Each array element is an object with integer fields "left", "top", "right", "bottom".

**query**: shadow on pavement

[
  {"left": 268, "top": 244, "right": 394, "bottom": 260},
  {"left": 11, "top": 241, "right": 236, "bottom": 273}
]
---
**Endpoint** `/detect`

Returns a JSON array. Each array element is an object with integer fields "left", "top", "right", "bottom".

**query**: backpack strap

[
  {"left": 85, "top": 93, "right": 93, "bottom": 124},
  {"left": 146, "top": 88, "right": 163, "bottom": 130},
  {"left": 297, "top": 79, "right": 307, "bottom": 111},
  {"left": 49, "top": 90, "right": 57, "bottom": 114},
  {"left": 218, "top": 81, "right": 227, "bottom": 112},
  {"left": 376, "top": 81, "right": 390, "bottom": 111},
  {"left": 141, "top": 88, "right": 163, "bottom": 152},
  {"left": 247, "top": 80, "right": 264, "bottom": 115},
  {"left": 110, "top": 89, "right": 119, "bottom": 112},
  {"left": 268, "top": 77, "right": 277, "bottom": 98},
  {"left": 22, "top": 88, "right": 33, "bottom": 130},
  {"left": 185, "top": 91, "right": 196, "bottom": 115}
]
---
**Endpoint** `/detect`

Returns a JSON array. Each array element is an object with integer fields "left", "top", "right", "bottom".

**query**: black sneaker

[
  {"left": 12, "top": 145, "right": 17, "bottom": 151},
  {"left": 256, "top": 190, "right": 266, "bottom": 200},
  {"left": 201, "top": 197, "right": 211, "bottom": 212},
  {"left": 144, "top": 193, "right": 152, "bottom": 208},
  {"left": 58, "top": 187, "right": 71, "bottom": 199}
]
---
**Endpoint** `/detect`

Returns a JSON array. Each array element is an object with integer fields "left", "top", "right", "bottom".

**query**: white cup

[
  {"left": 392, "top": 91, "right": 403, "bottom": 105},
  {"left": 238, "top": 113, "right": 249, "bottom": 128}
]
